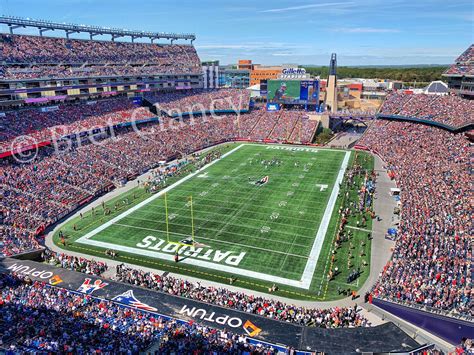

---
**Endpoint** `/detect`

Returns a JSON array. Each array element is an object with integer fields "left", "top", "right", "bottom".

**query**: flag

[
  {"left": 77, "top": 278, "right": 108, "bottom": 295},
  {"left": 112, "top": 290, "right": 157, "bottom": 312}
]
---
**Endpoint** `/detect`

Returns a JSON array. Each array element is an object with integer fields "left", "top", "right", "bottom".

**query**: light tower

[{"left": 325, "top": 53, "right": 338, "bottom": 113}]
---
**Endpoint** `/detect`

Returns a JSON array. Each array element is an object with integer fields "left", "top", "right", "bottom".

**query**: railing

[{"left": 376, "top": 114, "right": 474, "bottom": 133}]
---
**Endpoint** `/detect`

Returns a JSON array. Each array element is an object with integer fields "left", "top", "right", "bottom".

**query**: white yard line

[
  {"left": 128, "top": 205, "right": 317, "bottom": 238},
  {"left": 300, "top": 150, "right": 351, "bottom": 289},
  {"left": 151, "top": 189, "right": 328, "bottom": 222},
  {"left": 76, "top": 144, "right": 350, "bottom": 290},
  {"left": 346, "top": 225, "right": 372, "bottom": 233}
]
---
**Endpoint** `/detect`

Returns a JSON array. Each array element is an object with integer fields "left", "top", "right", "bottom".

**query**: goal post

[{"left": 163, "top": 193, "right": 197, "bottom": 250}]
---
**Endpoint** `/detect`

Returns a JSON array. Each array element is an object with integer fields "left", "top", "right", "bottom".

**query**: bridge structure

[{"left": 329, "top": 113, "right": 376, "bottom": 130}]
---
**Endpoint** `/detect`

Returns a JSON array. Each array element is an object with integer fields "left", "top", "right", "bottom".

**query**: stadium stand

[
  {"left": 0, "top": 34, "right": 201, "bottom": 79},
  {"left": 379, "top": 92, "right": 474, "bottom": 128},
  {"left": 145, "top": 89, "right": 250, "bottom": 115},
  {"left": 115, "top": 264, "right": 369, "bottom": 328},
  {"left": 358, "top": 120, "right": 472, "bottom": 317},
  {"left": 0, "top": 98, "right": 153, "bottom": 153},
  {"left": 0, "top": 272, "right": 278, "bottom": 353},
  {"left": 41, "top": 248, "right": 107, "bottom": 276},
  {"left": 444, "top": 44, "right": 474, "bottom": 76},
  {"left": 2, "top": 15, "right": 471, "bottom": 351}
]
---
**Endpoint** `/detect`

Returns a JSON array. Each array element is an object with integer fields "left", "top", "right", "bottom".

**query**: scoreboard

[{"left": 267, "top": 79, "right": 319, "bottom": 104}]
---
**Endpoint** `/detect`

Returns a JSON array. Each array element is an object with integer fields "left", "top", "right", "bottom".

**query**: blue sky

[{"left": 1, "top": 0, "right": 472, "bottom": 65}]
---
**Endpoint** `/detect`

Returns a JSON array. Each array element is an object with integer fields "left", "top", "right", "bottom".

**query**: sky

[{"left": 1, "top": 0, "right": 472, "bottom": 66}]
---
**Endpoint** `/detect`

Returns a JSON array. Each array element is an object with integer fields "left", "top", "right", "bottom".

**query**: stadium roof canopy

[
  {"left": 424, "top": 81, "right": 449, "bottom": 94},
  {"left": 0, "top": 15, "right": 196, "bottom": 43}
]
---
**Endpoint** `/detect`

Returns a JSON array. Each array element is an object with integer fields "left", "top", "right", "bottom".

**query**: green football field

[{"left": 55, "top": 143, "right": 374, "bottom": 300}]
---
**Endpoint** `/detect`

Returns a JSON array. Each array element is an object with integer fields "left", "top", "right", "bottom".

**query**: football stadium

[{"left": 0, "top": 3, "right": 473, "bottom": 354}]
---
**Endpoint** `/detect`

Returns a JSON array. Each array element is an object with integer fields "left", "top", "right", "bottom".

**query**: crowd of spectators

[
  {"left": 0, "top": 34, "right": 201, "bottom": 79},
  {"left": 0, "top": 98, "right": 153, "bottom": 153},
  {"left": 145, "top": 89, "right": 251, "bottom": 114},
  {"left": 379, "top": 92, "right": 474, "bottom": 127},
  {"left": 359, "top": 120, "right": 472, "bottom": 316},
  {"left": 0, "top": 93, "right": 319, "bottom": 154},
  {"left": 155, "top": 322, "right": 278, "bottom": 354},
  {"left": 0, "top": 273, "right": 277, "bottom": 353},
  {"left": 115, "top": 264, "right": 369, "bottom": 328},
  {"left": 444, "top": 44, "right": 474, "bottom": 76},
  {"left": 239, "top": 109, "right": 317, "bottom": 143},
  {"left": 41, "top": 248, "right": 108, "bottom": 276}
]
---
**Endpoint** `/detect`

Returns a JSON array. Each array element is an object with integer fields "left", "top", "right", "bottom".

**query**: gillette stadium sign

[{"left": 281, "top": 68, "right": 308, "bottom": 79}]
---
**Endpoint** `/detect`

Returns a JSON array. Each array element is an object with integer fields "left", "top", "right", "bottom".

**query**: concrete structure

[
  {"left": 202, "top": 61, "right": 219, "bottom": 89},
  {"left": 325, "top": 53, "right": 338, "bottom": 113},
  {"left": 0, "top": 15, "right": 195, "bottom": 43},
  {"left": 250, "top": 65, "right": 283, "bottom": 86},
  {"left": 237, "top": 59, "right": 253, "bottom": 71},
  {"left": 218, "top": 68, "right": 250, "bottom": 88}
]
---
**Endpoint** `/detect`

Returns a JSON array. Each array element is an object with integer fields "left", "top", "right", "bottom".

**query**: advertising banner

[{"left": 266, "top": 103, "right": 280, "bottom": 111}]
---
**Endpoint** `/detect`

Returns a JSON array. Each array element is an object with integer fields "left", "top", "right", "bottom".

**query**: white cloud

[
  {"left": 330, "top": 27, "right": 401, "bottom": 33},
  {"left": 196, "top": 42, "right": 311, "bottom": 51},
  {"left": 272, "top": 52, "right": 296, "bottom": 56},
  {"left": 260, "top": 2, "right": 354, "bottom": 13}
]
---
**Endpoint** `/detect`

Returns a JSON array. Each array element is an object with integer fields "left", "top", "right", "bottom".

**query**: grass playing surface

[{"left": 55, "top": 143, "right": 374, "bottom": 300}]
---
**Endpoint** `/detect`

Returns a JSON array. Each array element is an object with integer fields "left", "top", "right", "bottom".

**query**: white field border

[{"left": 75, "top": 144, "right": 351, "bottom": 289}]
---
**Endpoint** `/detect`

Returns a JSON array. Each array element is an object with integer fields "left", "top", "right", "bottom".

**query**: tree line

[{"left": 303, "top": 66, "right": 448, "bottom": 83}]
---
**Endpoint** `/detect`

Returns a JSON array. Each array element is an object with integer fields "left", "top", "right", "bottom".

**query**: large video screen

[
  {"left": 267, "top": 80, "right": 301, "bottom": 101},
  {"left": 267, "top": 80, "right": 319, "bottom": 103}
]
